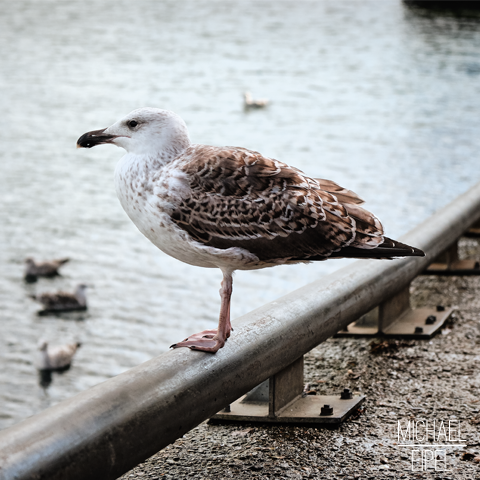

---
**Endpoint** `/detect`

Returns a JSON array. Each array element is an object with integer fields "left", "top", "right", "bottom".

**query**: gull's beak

[{"left": 76, "top": 128, "right": 117, "bottom": 149}]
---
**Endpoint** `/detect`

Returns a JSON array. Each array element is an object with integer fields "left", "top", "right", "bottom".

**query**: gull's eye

[{"left": 127, "top": 120, "right": 138, "bottom": 129}]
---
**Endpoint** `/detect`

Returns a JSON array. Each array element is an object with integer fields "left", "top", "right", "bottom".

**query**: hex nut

[
  {"left": 320, "top": 404, "right": 333, "bottom": 416},
  {"left": 340, "top": 388, "right": 353, "bottom": 400}
]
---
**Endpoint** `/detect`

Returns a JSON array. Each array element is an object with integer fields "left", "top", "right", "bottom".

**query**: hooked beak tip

[{"left": 76, "top": 128, "right": 116, "bottom": 149}]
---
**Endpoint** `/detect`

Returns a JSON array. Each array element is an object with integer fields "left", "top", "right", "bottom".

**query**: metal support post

[
  {"left": 210, "top": 356, "right": 364, "bottom": 425},
  {"left": 465, "top": 219, "right": 480, "bottom": 237}
]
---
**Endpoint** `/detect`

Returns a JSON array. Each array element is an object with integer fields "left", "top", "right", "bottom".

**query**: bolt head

[
  {"left": 320, "top": 404, "right": 334, "bottom": 416},
  {"left": 340, "top": 388, "right": 353, "bottom": 399}
]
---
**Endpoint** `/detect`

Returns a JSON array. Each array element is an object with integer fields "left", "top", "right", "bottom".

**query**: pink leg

[{"left": 171, "top": 272, "right": 233, "bottom": 353}]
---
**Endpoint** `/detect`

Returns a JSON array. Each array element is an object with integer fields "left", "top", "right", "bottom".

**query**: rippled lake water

[{"left": 2, "top": 0, "right": 480, "bottom": 429}]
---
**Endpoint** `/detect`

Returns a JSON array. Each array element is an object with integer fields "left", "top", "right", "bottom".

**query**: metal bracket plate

[
  {"left": 210, "top": 391, "right": 365, "bottom": 425},
  {"left": 423, "top": 240, "right": 480, "bottom": 275},
  {"left": 465, "top": 227, "right": 480, "bottom": 237},
  {"left": 425, "top": 259, "right": 480, "bottom": 275},
  {"left": 336, "top": 308, "right": 379, "bottom": 337},
  {"left": 210, "top": 356, "right": 365, "bottom": 425},
  {"left": 381, "top": 306, "right": 453, "bottom": 338},
  {"left": 336, "top": 285, "right": 453, "bottom": 338}
]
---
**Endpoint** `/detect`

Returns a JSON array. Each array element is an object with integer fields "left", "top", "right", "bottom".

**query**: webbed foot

[{"left": 171, "top": 329, "right": 226, "bottom": 353}]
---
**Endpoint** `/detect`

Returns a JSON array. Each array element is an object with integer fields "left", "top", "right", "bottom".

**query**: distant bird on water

[
  {"left": 24, "top": 257, "right": 69, "bottom": 282},
  {"left": 30, "top": 284, "right": 88, "bottom": 314},
  {"left": 243, "top": 91, "right": 269, "bottom": 109},
  {"left": 77, "top": 107, "right": 424, "bottom": 353},
  {"left": 37, "top": 340, "right": 81, "bottom": 371}
]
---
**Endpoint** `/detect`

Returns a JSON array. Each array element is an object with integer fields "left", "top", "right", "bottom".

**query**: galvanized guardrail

[{"left": 2, "top": 181, "right": 480, "bottom": 480}]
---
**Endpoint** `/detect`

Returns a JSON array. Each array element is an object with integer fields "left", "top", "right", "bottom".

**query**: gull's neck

[
  {"left": 126, "top": 136, "right": 190, "bottom": 170},
  {"left": 74, "top": 287, "right": 87, "bottom": 307}
]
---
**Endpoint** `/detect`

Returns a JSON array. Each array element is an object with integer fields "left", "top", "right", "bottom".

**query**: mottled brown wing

[
  {"left": 171, "top": 146, "right": 361, "bottom": 262},
  {"left": 316, "top": 178, "right": 365, "bottom": 205},
  {"left": 316, "top": 178, "right": 384, "bottom": 248},
  {"left": 39, "top": 292, "right": 78, "bottom": 309}
]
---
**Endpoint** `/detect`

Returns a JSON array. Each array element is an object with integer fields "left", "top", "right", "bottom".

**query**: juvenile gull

[
  {"left": 77, "top": 108, "right": 424, "bottom": 353},
  {"left": 24, "top": 257, "right": 69, "bottom": 282},
  {"left": 30, "top": 284, "right": 88, "bottom": 314},
  {"left": 36, "top": 340, "right": 81, "bottom": 371}
]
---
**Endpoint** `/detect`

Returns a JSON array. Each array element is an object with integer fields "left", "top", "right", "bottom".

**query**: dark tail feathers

[{"left": 329, "top": 236, "right": 425, "bottom": 260}]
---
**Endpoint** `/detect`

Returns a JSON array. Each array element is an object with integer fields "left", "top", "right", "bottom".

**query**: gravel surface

[{"left": 119, "top": 239, "right": 480, "bottom": 479}]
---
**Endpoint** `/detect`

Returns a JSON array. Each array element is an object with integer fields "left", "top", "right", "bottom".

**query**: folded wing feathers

[
  {"left": 176, "top": 146, "right": 332, "bottom": 242},
  {"left": 171, "top": 146, "right": 423, "bottom": 262},
  {"left": 38, "top": 292, "right": 81, "bottom": 309},
  {"left": 316, "top": 178, "right": 365, "bottom": 205}
]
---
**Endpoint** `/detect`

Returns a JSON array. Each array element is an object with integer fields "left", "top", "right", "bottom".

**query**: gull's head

[{"left": 76, "top": 108, "right": 190, "bottom": 157}]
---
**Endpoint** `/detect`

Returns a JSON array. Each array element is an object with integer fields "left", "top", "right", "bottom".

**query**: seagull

[
  {"left": 244, "top": 91, "right": 269, "bottom": 109},
  {"left": 30, "top": 284, "right": 88, "bottom": 314},
  {"left": 36, "top": 340, "right": 81, "bottom": 370},
  {"left": 24, "top": 257, "right": 69, "bottom": 282},
  {"left": 77, "top": 107, "right": 424, "bottom": 353}
]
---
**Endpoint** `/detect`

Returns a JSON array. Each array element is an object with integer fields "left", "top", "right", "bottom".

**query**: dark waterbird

[
  {"left": 24, "top": 257, "right": 69, "bottom": 282},
  {"left": 30, "top": 284, "right": 88, "bottom": 314}
]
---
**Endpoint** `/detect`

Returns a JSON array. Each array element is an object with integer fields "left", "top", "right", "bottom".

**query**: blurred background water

[{"left": 2, "top": 0, "right": 480, "bottom": 430}]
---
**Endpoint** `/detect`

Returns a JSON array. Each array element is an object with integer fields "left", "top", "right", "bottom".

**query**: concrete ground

[{"left": 119, "top": 238, "right": 480, "bottom": 480}]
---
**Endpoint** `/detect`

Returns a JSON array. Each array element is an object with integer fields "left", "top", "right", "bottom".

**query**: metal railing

[{"left": 1, "top": 181, "right": 480, "bottom": 480}]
